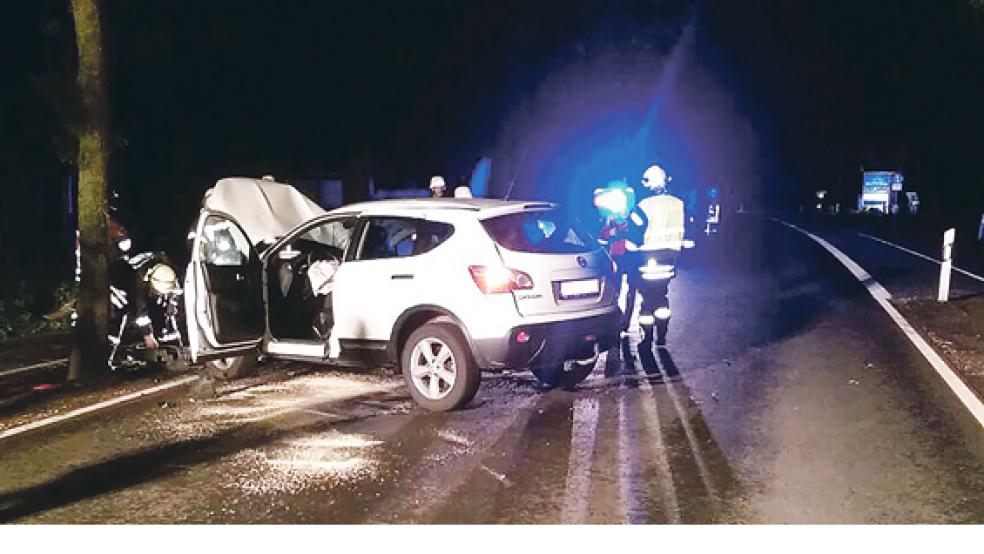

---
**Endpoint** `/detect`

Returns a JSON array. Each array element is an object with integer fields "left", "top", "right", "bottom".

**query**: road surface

[{"left": 1, "top": 215, "right": 982, "bottom": 523}]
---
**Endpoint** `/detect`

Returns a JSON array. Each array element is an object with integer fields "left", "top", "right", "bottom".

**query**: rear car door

[
  {"left": 332, "top": 216, "right": 453, "bottom": 343},
  {"left": 184, "top": 211, "right": 265, "bottom": 362},
  {"left": 480, "top": 207, "right": 615, "bottom": 317}
]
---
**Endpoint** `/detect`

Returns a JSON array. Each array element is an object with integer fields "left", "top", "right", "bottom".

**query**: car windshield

[
  {"left": 481, "top": 209, "right": 594, "bottom": 254},
  {"left": 300, "top": 218, "right": 356, "bottom": 254}
]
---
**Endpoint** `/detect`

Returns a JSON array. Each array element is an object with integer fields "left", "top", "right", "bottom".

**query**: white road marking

[
  {"left": 0, "top": 375, "right": 198, "bottom": 440},
  {"left": 560, "top": 397, "right": 600, "bottom": 523},
  {"left": 859, "top": 232, "right": 984, "bottom": 283},
  {"left": 0, "top": 357, "right": 69, "bottom": 378},
  {"left": 776, "top": 219, "right": 984, "bottom": 430}
]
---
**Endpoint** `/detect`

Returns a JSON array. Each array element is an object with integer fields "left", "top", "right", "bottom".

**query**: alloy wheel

[{"left": 409, "top": 337, "right": 457, "bottom": 400}]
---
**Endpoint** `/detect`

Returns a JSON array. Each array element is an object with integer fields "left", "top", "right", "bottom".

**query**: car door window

[
  {"left": 200, "top": 217, "right": 252, "bottom": 267},
  {"left": 357, "top": 218, "right": 418, "bottom": 260},
  {"left": 356, "top": 218, "right": 454, "bottom": 260}
]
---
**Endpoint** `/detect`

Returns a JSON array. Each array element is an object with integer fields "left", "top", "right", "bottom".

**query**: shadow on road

[
  {"left": 0, "top": 388, "right": 400, "bottom": 523},
  {"left": 637, "top": 340, "right": 745, "bottom": 522}
]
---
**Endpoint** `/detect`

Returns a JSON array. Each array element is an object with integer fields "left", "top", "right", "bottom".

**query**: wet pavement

[{"left": 1, "top": 214, "right": 983, "bottom": 524}]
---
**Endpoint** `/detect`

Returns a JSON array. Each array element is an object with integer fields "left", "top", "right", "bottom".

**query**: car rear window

[{"left": 481, "top": 209, "right": 594, "bottom": 254}]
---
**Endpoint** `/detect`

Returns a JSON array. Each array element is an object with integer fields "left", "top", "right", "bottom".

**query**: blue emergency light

[{"left": 593, "top": 180, "right": 636, "bottom": 220}]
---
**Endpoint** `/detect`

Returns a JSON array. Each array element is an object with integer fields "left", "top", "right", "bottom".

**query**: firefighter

[
  {"left": 628, "top": 164, "right": 685, "bottom": 345},
  {"left": 429, "top": 175, "right": 447, "bottom": 198}
]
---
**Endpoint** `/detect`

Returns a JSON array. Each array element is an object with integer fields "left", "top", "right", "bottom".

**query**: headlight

[{"left": 147, "top": 263, "right": 178, "bottom": 296}]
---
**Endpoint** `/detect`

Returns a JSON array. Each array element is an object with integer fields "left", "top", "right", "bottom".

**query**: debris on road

[
  {"left": 437, "top": 429, "right": 474, "bottom": 448},
  {"left": 230, "top": 430, "right": 385, "bottom": 495},
  {"left": 480, "top": 464, "right": 513, "bottom": 487}
]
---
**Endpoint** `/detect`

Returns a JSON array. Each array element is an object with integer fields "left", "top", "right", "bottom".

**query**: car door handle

[
  {"left": 391, "top": 274, "right": 414, "bottom": 280},
  {"left": 235, "top": 273, "right": 245, "bottom": 282}
]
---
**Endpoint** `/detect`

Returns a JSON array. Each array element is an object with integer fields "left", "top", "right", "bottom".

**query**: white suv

[{"left": 185, "top": 178, "right": 619, "bottom": 411}]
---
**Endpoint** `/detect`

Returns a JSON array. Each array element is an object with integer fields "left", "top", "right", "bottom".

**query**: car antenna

[{"left": 503, "top": 152, "right": 525, "bottom": 200}]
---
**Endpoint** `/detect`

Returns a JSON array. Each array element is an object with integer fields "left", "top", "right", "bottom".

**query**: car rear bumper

[{"left": 472, "top": 309, "right": 619, "bottom": 369}]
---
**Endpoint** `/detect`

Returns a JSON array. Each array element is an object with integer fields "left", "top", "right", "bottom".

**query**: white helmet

[
  {"left": 429, "top": 175, "right": 446, "bottom": 190},
  {"left": 641, "top": 164, "right": 670, "bottom": 192}
]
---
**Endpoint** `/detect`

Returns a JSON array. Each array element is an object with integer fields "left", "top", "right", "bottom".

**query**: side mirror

[{"left": 682, "top": 239, "right": 695, "bottom": 249}]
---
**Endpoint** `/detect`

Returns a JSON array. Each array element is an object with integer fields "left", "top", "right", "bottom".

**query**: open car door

[{"left": 184, "top": 210, "right": 265, "bottom": 362}]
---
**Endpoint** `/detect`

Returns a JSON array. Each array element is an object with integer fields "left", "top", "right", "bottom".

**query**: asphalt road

[
  {"left": 1, "top": 214, "right": 983, "bottom": 523},
  {"left": 790, "top": 216, "right": 984, "bottom": 300}
]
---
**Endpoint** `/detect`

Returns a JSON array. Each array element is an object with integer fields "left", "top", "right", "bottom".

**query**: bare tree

[{"left": 68, "top": 0, "right": 110, "bottom": 381}]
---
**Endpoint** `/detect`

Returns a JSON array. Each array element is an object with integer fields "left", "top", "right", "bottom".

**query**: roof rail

[{"left": 383, "top": 204, "right": 481, "bottom": 212}]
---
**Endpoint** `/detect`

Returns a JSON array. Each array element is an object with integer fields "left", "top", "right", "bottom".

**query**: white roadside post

[{"left": 937, "top": 228, "right": 956, "bottom": 302}]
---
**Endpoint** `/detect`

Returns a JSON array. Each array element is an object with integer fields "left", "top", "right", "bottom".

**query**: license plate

[{"left": 559, "top": 278, "right": 600, "bottom": 299}]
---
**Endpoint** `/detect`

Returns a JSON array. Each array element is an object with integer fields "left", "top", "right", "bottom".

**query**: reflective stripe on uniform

[{"left": 109, "top": 286, "right": 129, "bottom": 309}]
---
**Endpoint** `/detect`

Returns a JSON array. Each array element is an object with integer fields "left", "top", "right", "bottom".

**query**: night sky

[{"left": 2, "top": 0, "right": 984, "bottom": 290}]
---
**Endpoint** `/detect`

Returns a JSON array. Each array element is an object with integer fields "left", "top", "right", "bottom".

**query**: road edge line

[
  {"left": 0, "top": 375, "right": 198, "bottom": 441},
  {"left": 774, "top": 219, "right": 984, "bottom": 430},
  {"left": 0, "top": 357, "right": 70, "bottom": 378},
  {"left": 858, "top": 232, "right": 984, "bottom": 283}
]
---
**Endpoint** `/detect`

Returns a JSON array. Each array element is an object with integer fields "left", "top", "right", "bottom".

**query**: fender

[{"left": 387, "top": 305, "right": 482, "bottom": 365}]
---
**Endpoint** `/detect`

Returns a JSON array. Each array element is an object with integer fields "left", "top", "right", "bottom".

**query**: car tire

[
  {"left": 401, "top": 322, "right": 480, "bottom": 412},
  {"left": 207, "top": 355, "right": 256, "bottom": 381},
  {"left": 532, "top": 358, "right": 596, "bottom": 390}
]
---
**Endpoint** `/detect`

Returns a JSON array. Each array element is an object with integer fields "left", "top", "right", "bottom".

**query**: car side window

[
  {"left": 200, "top": 216, "right": 252, "bottom": 267},
  {"left": 414, "top": 220, "right": 454, "bottom": 255},
  {"left": 357, "top": 218, "right": 416, "bottom": 260},
  {"left": 355, "top": 218, "right": 454, "bottom": 260}
]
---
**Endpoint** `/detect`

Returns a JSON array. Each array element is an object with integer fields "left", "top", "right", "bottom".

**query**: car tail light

[{"left": 468, "top": 265, "right": 534, "bottom": 294}]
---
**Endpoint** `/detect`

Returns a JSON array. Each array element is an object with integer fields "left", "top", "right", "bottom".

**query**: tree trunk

[{"left": 69, "top": 0, "right": 110, "bottom": 381}]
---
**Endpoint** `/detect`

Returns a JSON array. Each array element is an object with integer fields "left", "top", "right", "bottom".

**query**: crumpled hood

[{"left": 202, "top": 177, "right": 328, "bottom": 245}]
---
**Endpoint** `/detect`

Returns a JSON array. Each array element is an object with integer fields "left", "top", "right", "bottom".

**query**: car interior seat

[{"left": 362, "top": 225, "right": 393, "bottom": 259}]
